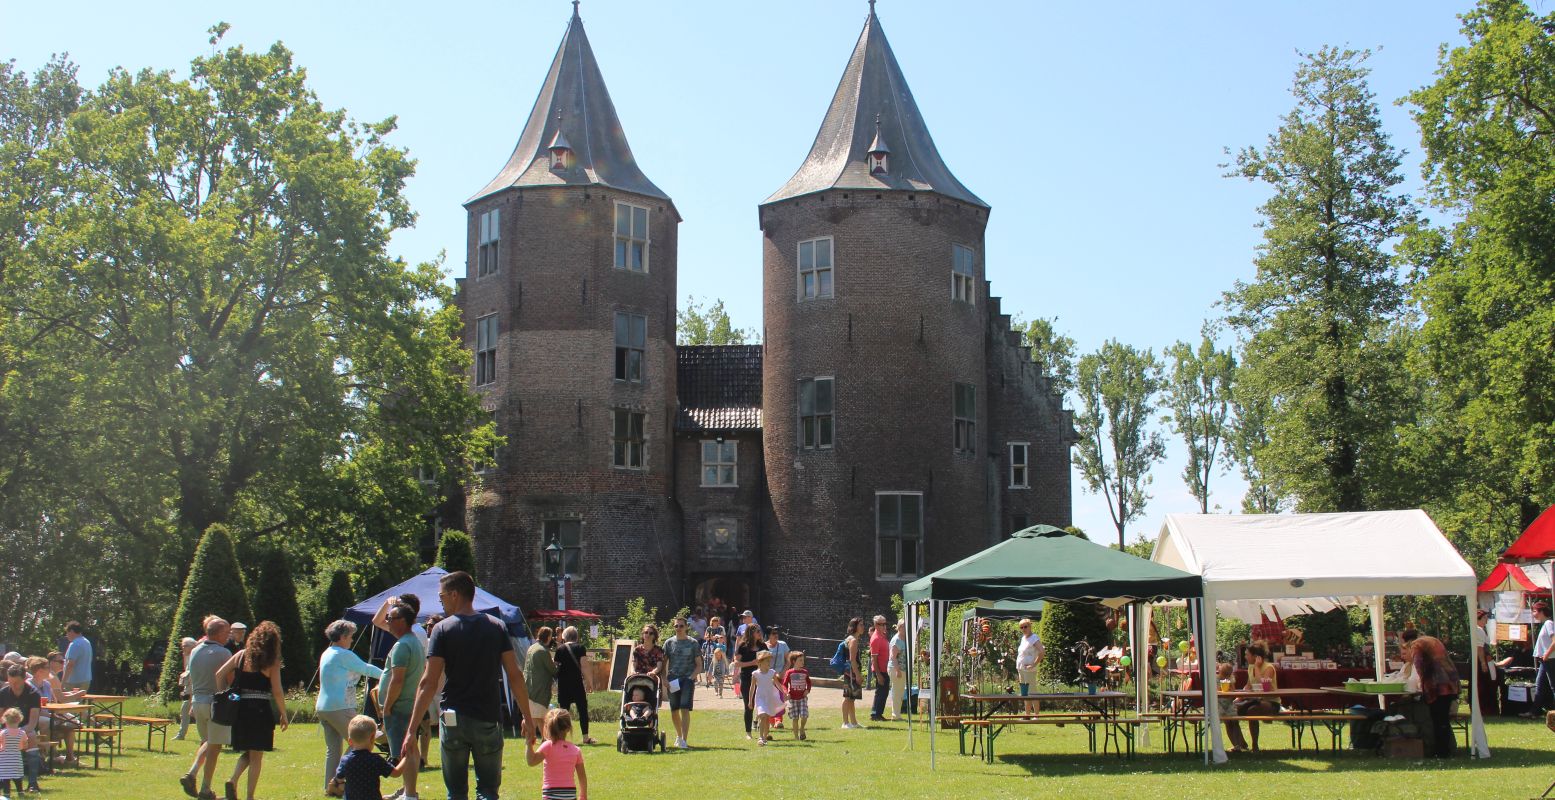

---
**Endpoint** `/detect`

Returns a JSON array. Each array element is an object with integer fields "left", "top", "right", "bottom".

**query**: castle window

[
  {"left": 798, "top": 237, "right": 834, "bottom": 300},
  {"left": 701, "top": 440, "right": 737, "bottom": 487},
  {"left": 475, "top": 314, "right": 498, "bottom": 387},
  {"left": 1009, "top": 442, "right": 1029, "bottom": 488},
  {"left": 543, "top": 519, "right": 583, "bottom": 575},
  {"left": 477, "top": 208, "right": 500, "bottom": 278},
  {"left": 614, "top": 312, "right": 646, "bottom": 382},
  {"left": 952, "top": 244, "right": 975, "bottom": 304},
  {"left": 876, "top": 492, "right": 923, "bottom": 579},
  {"left": 798, "top": 377, "right": 834, "bottom": 449},
  {"left": 704, "top": 516, "right": 739, "bottom": 555},
  {"left": 612, "top": 408, "right": 645, "bottom": 469},
  {"left": 953, "top": 382, "right": 976, "bottom": 454},
  {"left": 614, "top": 203, "right": 650, "bottom": 272}
]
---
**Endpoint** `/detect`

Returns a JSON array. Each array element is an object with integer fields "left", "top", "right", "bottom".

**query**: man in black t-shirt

[
  {"left": 403, "top": 571, "right": 529, "bottom": 800},
  {"left": 0, "top": 663, "right": 41, "bottom": 789}
]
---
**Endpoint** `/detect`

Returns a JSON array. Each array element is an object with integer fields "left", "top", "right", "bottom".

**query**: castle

[{"left": 457, "top": 4, "right": 1073, "bottom": 636}]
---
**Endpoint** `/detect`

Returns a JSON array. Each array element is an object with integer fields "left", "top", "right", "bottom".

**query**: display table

[{"left": 1234, "top": 668, "right": 1375, "bottom": 709}]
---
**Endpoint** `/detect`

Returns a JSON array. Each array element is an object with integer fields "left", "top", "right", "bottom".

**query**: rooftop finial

[
  {"left": 868, "top": 0, "right": 876, "bottom": 15},
  {"left": 572, "top": 0, "right": 580, "bottom": 17}
]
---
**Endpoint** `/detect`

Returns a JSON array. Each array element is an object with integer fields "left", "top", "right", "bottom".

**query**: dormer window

[
  {"left": 548, "top": 130, "right": 572, "bottom": 172},
  {"left": 869, "top": 151, "right": 888, "bottom": 174},
  {"left": 868, "top": 115, "right": 890, "bottom": 175}
]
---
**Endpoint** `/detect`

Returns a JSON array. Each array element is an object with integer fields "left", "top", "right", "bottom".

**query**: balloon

[
  {"left": 1119, "top": 655, "right": 1132, "bottom": 667},
  {"left": 1155, "top": 656, "right": 1167, "bottom": 668},
  {"left": 1178, "top": 640, "right": 1190, "bottom": 653}
]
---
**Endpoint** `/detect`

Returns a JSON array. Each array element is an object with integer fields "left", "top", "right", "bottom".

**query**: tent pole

[
  {"left": 1368, "top": 596, "right": 1388, "bottom": 710},
  {"left": 1133, "top": 602, "right": 1149, "bottom": 748},
  {"left": 1466, "top": 591, "right": 1490, "bottom": 758},
  {"left": 1199, "top": 596, "right": 1226, "bottom": 764},
  {"left": 906, "top": 603, "right": 916, "bottom": 751},
  {"left": 929, "top": 600, "right": 941, "bottom": 771}
]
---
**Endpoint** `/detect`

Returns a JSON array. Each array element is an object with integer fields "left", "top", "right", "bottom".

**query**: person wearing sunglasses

[
  {"left": 663, "top": 618, "right": 702, "bottom": 748},
  {"left": 1015, "top": 618, "right": 1044, "bottom": 715}
]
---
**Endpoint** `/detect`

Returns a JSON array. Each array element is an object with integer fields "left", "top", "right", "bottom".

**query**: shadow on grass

[{"left": 995, "top": 746, "right": 1545, "bottom": 777}]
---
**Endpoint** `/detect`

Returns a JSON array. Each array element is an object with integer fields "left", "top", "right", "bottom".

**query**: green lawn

[{"left": 37, "top": 713, "right": 1545, "bottom": 799}]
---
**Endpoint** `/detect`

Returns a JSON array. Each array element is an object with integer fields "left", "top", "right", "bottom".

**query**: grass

[{"left": 34, "top": 710, "right": 1546, "bottom": 800}]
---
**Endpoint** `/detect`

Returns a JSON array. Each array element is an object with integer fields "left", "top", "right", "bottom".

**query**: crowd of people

[{"left": 0, "top": 621, "right": 99, "bottom": 794}]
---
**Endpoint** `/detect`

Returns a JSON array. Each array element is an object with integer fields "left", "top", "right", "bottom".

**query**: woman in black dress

[
  {"left": 731, "top": 625, "right": 767, "bottom": 738},
  {"left": 554, "top": 626, "right": 595, "bottom": 744},
  {"left": 215, "top": 621, "right": 289, "bottom": 800}
]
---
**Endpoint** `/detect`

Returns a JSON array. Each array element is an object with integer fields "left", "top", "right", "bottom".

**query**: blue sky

[{"left": 3, "top": 0, "right": 1472, "bottom": 545}]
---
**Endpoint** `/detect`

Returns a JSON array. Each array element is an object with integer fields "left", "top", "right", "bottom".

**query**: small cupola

[
  {"left": 867, "top": 113, "right": 890, "bottom": 175},
  {"left": 549, "top": 129, "right": 572, "bottom": 171}
]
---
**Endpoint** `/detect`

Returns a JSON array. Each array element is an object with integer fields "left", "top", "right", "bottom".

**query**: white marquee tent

[{"left": 1151, "top": 509, "right": 1489, "bottom": 763}]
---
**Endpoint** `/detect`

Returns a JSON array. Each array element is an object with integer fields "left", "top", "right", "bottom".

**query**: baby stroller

[{"left": 616, "top": 673, "right": 666, "bottom": 753}]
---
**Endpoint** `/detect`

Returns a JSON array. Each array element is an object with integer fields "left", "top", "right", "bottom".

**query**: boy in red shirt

[{"left": 780, "top": 651, "right": 810, "bottom": 741}]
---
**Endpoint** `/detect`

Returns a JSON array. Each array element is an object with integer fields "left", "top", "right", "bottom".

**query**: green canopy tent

[{"left": 900, "top": 525, "right": 1205, "bottom": 768}]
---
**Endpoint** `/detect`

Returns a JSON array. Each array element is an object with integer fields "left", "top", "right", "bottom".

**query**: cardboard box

[{"left": 1383, "top": 738, "right": 1424, "bottom": 759}]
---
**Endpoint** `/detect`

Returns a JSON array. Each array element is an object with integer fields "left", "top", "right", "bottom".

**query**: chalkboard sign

[{"left": 607, "top": 639, "right": 634, "bottom": 691}]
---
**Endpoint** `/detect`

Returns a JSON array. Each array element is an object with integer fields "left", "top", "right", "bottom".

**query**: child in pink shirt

[{"left": 526, "top": 709, "right": 587, "bottom": 800}]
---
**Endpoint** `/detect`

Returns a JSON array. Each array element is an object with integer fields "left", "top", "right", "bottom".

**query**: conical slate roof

[
  {"left": 468, "top": 6, "right": 668, "bottom": 204},
  {"left": 763, "top": 8, "right": 985, "bottom": 208}
]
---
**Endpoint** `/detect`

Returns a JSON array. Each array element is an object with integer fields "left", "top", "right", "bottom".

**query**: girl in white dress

[
  {"left": 748, "top": 651, "right": 784, "bottom": 746},
  {"left": 0, "top": 707, "right": 28, "bottom": 796}
]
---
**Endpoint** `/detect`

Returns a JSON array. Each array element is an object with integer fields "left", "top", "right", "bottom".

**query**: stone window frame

[
  {"left": 611, "top": 407, "right": 646, "bottom": 470},
  {"left": 953, "top": 382, "right": 977, "bottom": 454},
  {"left": 542, "top": 517, "right": 584, "bottom": 578},
  {"left": 703, "top": 515, "right": 740, "bottom": 556},
  {"left": 477, "top": 208, "right": 500, "bottom": 279},
  {"left": 951, "top": 243, "right": 976, "bottom": 304},
  {"left": 614, "top": 202, "right": 650, "bottom": 273},
  {"left": 474, "top": 313, "right": 498, "bottom": 387},
  {"left": 1008, "top": 441, "right": 1030, "bottom": 488},
  {"left": 613, "top": 311, "right": 647, "bottom": 383},
  {"left": 876, "top": 491, "right": 924, "bottom": 580},
  {"left": 797, "top": 236, "right": 835, "bottom": 301},
  {"left": 700, "top": 439, "right": 738, "bottom": 487},
  {"left": 798, "top": 376, "right": 835, "bottom": 450}
]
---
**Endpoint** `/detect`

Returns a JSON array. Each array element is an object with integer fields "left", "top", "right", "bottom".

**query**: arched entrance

[{"left": 691, "top": 574, "right": 753, "bottom": 621}]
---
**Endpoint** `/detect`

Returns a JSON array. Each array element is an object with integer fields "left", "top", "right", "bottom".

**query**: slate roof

[
  {"left": 467, "top": 6, "right": 670, "bottom": 205},
  {"left": 676, "top": 345, "right": 763, "bottom": 432},
  {"left": 763, "top": 8, "right": 986, "bottom": 208}
]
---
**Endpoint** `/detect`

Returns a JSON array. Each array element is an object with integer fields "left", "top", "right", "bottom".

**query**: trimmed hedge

[
  {"left": 158, "top": 524, "right": 254, "bottom": 700},
  {"left": 252, "top": 547, "right": 312, "bottom": 688}
]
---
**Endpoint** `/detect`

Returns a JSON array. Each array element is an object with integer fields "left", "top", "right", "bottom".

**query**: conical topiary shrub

[
  {"left": 159, "top": 524, "right": 254, "bottom": 700},
  {"left": 1036, "top": 600, "right": 1113, "bottom": 686},
  {"left": 251, "top": 547, "right": 311, "bottom": 688},
  {"left": 436, "top": 530, "right": 475, "bottom": 576}
]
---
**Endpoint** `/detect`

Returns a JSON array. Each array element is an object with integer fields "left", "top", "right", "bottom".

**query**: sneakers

[
  {"left": 179, "top": 774, "right": 198, "bottom": 798},
  {"left": 386, "top": 789, "right": 405, "bottom": 800},
  {"left": 673, "top": 737, "right": 687, "bottom": 749},
  {"left": 756, "top": 737, "right": 766, "bottom": 746}
]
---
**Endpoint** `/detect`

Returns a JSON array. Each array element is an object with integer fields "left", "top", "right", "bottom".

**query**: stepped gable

[
  {"left": 468, "top": 3, "right": 669, "bottom": 204},
  {"left": 676, "top": 345, "right": 763, "bottom": 432},
  {"left": 763, "top": 5, "right": 985, "bottom": 207}
]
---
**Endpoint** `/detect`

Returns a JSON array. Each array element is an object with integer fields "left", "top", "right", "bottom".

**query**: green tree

[
  {"left": 436, "top": 530, "right": 476, "bottom": 576},
  {"left": 1164, "top": 335, "right": 1236, "bottom": 513},
  {"left": 158, "top": 524, "right": 254, "bottom": 699},
  {"left": 1227, "top": 385, "right": 1288, "bottom": 513},
  {"left": 1073, "top": 341, "right": 1166, "bottom": 549},
  {"left": 1224, "top": 46, "right": 1415, "bottom": 513},
  {"left": 251, "top": 547, "right": 311, "bottom": 687},
  {"left": 1016, "top": 316, "right": 1078, "bottom": 394},
  {"left": 1405, "top": 0, "right": 1555, "bottom": 554},
  {"left": 677, "top": 297, "right": 754, "bottom": 345}
]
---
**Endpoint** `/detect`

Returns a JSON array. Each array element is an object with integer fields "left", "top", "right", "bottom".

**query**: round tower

[
  {"left": 462, "top": 5, "right": 681, "bottom": 616},
  {"left": 760, "top": 7, "right": 992, "bottom": 635}
]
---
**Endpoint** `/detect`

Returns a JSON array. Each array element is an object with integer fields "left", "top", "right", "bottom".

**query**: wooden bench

[
  {"left": 116, "top": 715, "right": 171, "bottom": 752},
  {"left": 76, "top": 728, "right": 121, "bottom": 769},
  {"left": 961, "top": 715, "right": 1145, "bottom": 761}
]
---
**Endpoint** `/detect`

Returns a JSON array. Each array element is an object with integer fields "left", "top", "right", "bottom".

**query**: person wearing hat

[
  {"left": 736, "top": 610, "right": 760, "bottom": 640},
  {"left": 227, "top": 622, "right": 248, "bottom": 654},
  {"left": 1473, "top": 608, "right": 1500, "bottom": 716}
]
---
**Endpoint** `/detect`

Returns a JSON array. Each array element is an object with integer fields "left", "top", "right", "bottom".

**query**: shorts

[
  {"left": 383, "top": 711, "right": 411, "bottom": 759},
  {"left": 668, "top": 680, "right": 695, "bottom": 711},
  {"left": 542, "top": 788, "right": 578, "bottom": 800},
  {"left": 1018, "top": 667, "right": 1037, "bottom": 688},
  {"left": 842, "top": 672, "right": 863, "bottom": 700},
  {"left": 787, "top": 697, "right": 808, "bottom": 718},
  {"left": 192, "top": 701, "right": 232, "bottom": 745}
]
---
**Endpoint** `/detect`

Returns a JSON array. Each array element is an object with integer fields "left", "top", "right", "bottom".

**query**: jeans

[
  {"left": 1537, "top": 658, "right": 1554, "bottom": 711},
  {"left": 317, "top": 708, "right": 356, "bottom": 790},
  {"left": 23, "top": 749, "right": 40, "bottom": 788},
  {"left": 440, "top": 716, "right": 504, "bottom": 800},
  {"left": 871, "top": 670, "right": 891, "bottom": 718},
  {"left": 384, "top": 711, "right": 411, "bottom": 760}
]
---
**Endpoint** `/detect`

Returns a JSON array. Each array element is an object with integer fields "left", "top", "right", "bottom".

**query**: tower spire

[{"left": 572, "top": 0, "right": 580, "bottom": 18}]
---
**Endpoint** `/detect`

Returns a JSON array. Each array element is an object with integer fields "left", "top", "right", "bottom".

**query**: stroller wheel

[
  {"left": 658, "top": 732, "right": 665, "bottom": 751},
  {"left": 616, "top": 733, "right": 624, "bottom": 753}
]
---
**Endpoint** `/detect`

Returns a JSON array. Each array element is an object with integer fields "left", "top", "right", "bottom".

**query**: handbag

[{"left": 212, "top": 688, "right": 240, "bottom": 726}]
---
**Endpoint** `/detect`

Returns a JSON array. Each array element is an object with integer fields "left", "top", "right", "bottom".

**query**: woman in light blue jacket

[{"left": 315, "top": 620, "right": 383, "bottom": 790}]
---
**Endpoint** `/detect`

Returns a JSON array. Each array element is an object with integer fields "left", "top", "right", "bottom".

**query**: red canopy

[
  {"left": 1478, "top": 562, "right": 1539, "bottom": 593},
  {"left": 1502, "top": 505, "right": 1555, "bottom": 561},
  {"left": 526, "top": 609, "right": 602, "bottom": 622}
]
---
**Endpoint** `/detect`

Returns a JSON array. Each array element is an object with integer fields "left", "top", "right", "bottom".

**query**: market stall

[{"left": 1151, "top": 510, "right": 1489, "bottom": 763}]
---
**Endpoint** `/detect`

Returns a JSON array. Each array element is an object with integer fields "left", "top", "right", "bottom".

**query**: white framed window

[
  {"left": 876, "top": 492, "right": 923, "bottom": 579},
  {"left": 475, "top": 314, "right": 498, "bottom": 386},
  {"left": 543, "top": 519, "right": 583, "bottom": 575},
  {"left": 952, "top": 244, "right": 975, "bottom": 304},
  {"left": 798, "top": 377, "right": 834, "bottom": 449},
  {"left": 478, "top": 208, "right": 500, "bottom": 278},
  {"left": 701, "top": 440, "right": 737, "bottom": 487},
  {"left": 614, "top": 312, "right": 646, "bottom": 382},
  {"left": 614, "top": 203, "right": 649, "bottom": 272},
  {"left": 612, "top": 408, "right": 645, "bottom": 469},
  {"left": 798, "top": 237, "right": 834, "bottom": 300},
  {"left": 953, "top": 382, "right": 976, "bottom": 454},
  {"left": 1009, "top": 442, "right": 1029, "bottom": 488},
  {"left": 704, "top": 516, "right": 739, "bottom": 555}
]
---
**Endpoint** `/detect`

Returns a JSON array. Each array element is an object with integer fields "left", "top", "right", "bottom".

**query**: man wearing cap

[
  {"left": 736, "top": 610, "right": 759, "bottom": 640},
  {"left": 60, "top": 622, "right": 92, "bottom": 692},
  {"left": 226, "top": 622, "right": 248, "bottom": 654}
]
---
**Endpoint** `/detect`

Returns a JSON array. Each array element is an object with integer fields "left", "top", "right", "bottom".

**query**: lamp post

[{"left": 544, "top": 540, "right": 569, "bottom": 611}]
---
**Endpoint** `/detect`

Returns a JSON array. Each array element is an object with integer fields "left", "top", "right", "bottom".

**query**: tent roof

[
  {"left": 344, "top": 567, "right": 525, "bottom": 631},
  {"left": 1153, "top": 510, "right": 1475, "bottom": 602},
  {"left": 1501, "top": 505, "right": 1555, "bottom": 562},
  {"left": 1479, "top": 562, "right": 1547, "bottom": 593},
  {"left": 962, "top": 599, "right": 1045, "bottom": 621},
  {"left": 903, "top": 525, "right": 1203, "bottom": 605}
]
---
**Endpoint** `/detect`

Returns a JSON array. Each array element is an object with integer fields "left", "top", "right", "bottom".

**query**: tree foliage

[
  {"left": 1224, "top": 46, "right": 1416, "bottom": 513},
  {"left": 1227, "top": 386, "right": 1288, "bottom": 513},
  {"left": 1164, "top": 336, "right": 1236, "bottom": 513},
  {"left": 1037, "top": 601, "right": 1112, "bottom": 685},
  {"left": 251, "top": 547, "right": 311, "bottom": 687},
  {"left": 677, "top": 297, "right": 754, "bottom": 345},
  {"left": 158, "top": 524, "right": 253, "bottom": 699},
  {"left": 436, "top": 530, "right": 475, "bottom": 576},
  {"left": 0, "top": 30, "right": 494, "bottom": 661},
  {"left": 1072, "top": 341, "right": 1166, "bottom": 548},
  {"left": 1016, "top": 316, "right": 1078, "bottom": 395}
]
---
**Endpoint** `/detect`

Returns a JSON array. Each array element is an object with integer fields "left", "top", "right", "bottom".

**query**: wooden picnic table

[
  {"left": 1158, "top": 688, "right": 1365, "bottom": 752},
  {"left": 959, "top": 691, "right": 1138, "bottom": 762},
  {"left": 82, "top": 695, "right": 129, "bottom": 753}
]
